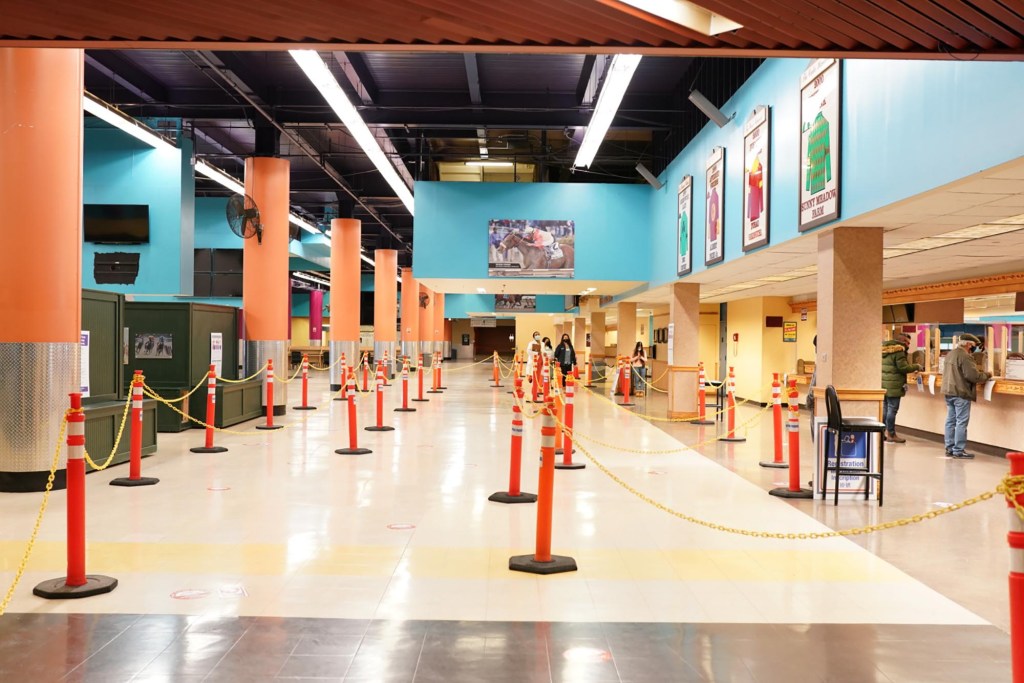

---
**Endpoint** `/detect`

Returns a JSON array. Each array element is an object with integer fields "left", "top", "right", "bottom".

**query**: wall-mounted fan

[{"left": 226, "top": 194, "right": 263, "bottom": 244}]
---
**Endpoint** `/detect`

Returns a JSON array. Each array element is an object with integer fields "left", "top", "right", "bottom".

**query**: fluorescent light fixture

[
  {"left": 940, "top": 223, "right": 1024, "bottom": 239},
  {"left": 293, "top": 271, "right": 330, "bottom": 286},
  {"left": 289, "top": 214, "right": 319, "bottom": 235},
  {"left": 289, "top": 50, "right": 415, "bottom": 215},
  {"left": 897, "top": 236, "right": 970, "bottom": 250},
  {"left": 83, "top": 92, "right": 175, "bottom": 151},
  {"left": 617, "top": 0, "right": 742, "bottom": 35},
  {"left": 465, "top": 160, "right": 513, "bottom": 167},
  {"left": 476, "top": 287, "right": 486, "bottom": 293},
  {"left": 574, "top": 54, "right": 643, "bottom": 169},
  {"left": 360, "top": 253, "right": 375, "bottom": 267},
  {"left": 195, "top": 161, "right": 245, "bottom": 194},
  {"left": 688, "top": 89, "right": 733, "bottom": 128}
]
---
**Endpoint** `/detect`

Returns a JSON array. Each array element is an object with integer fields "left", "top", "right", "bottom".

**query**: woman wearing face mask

[
  {"left": 525, "top": 331, "right": 542, "bottom": 384},
  {"left": 541, "top": 337, "right": 555, "bottom": 366},
  {"left": 553, "top": 334, "right": 576, "bottom": 380},
  {"left": 630, "top": 340, "right": 647, "bottom": 396}
]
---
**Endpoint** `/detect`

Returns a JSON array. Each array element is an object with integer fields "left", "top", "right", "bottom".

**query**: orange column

[
  {"left": 243, "top": 157, "right": 290, "bottom": 413},
  {"left": 329, "top": 218, "right": 362, "bottom": 390},
  {"left": 400, "top": 267, "right": 420, "bottom": 362},
  {"left": 0, "top": 49, "right": 84, "bottom": 492},
  {"left": 433, "top": 292, "right": 446, "bottom": 356},
  {"left": 373, "top": 249, "right": 398, "bottom": 376},
  {"left": 419, "top": 284, "right": 434, "bottom": 363}
]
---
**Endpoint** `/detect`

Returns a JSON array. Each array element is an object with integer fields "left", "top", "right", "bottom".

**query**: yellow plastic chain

[
  {"left": 83, "top": 391, "right": 133, "bottom": 471},
  {"left": 275, "top": 363, "right": 305, "bottom": 385},
  {"left": 155, "top": 373, "right": 211, "bottom": 404},
  {"left": 586, "top": 383, "right": 754, "bottom": 423},
  {"left": 0, "top": 412, "right": 67, "bottom": 616},
  {"left": 217, "top": 362, "right": 269, "bottom": 384},
  {"left": 309, "top": 355, "right": 345, "bottom": 372}
]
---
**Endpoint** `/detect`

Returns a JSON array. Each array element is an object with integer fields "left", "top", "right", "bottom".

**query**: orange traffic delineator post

[
  {"left": 395, "top": 358, "right": 416, "bottom": 412},
  {"left": 412, "top": 353, "right": 429, "bottom": 402},
  {"left": 720, "top": 366, "right": 746, "bottom": 442},
  {"left": 770, "top": 379, "right": 812, "bottom": 499},
  {"left": 555, "top": 374, "right": 584, "bottom": 471},
  {"left": 584, "top": 359, "right": 594, "bottom": 388},
  {"left": 34, "top": 393, "right": 119, "bottom": 599},
  {"left": 491, "top": 351, "right": 503, "bottom": 388},
  {"left": 489, "top": 376, "right": 537, "bottom": 504},
  {"left": 426, "top": 351, "right": 442, "bottom": 394},
  {"left": 620, "top": 360, "right": 636, "bottom": 408},
  {"left": 437, "top": 351, "right": 447, "bottom": 390},
  {"left": 541, "top": 359, "right": 551, "bottom": 404},
  {"left": 110, "top": 370, "right": 159, "bottom": 487},
  {"left": 509, "top": 398, "right": 577, "bottom": 575},
  {"left": 334, "top": 353, "right": 348, "bottom": 401},
  {"left": 362, "top": 357, "right": 370, "bottom": 392},
  {"left": 507, "top": 352, "right": 519, "bottom": 395},
  {"left": 760, "top": 373, "right": 788, "bottom": 468},
  {"left": 336, "top": 369, "right": 371, "bottom": 455},
  {"left": 529, "top": 352, "right": 541, "bottom": 403},
  {"left": 693, "top": 363, "right": 715, "bottom": 425},
  {"left": 382, "top": 350, "right": 392, "bottom": 385},
  {"left": 365, "top": 363, "right": 395, "bottom": 432},
  {"left": 1006, "top": 452, "right": 1024, "bottom": 683},
  {"left": 191, "top": 364, "right": 227, "bottom": 454},
  {"left": 294, "top": 354, "right": 317, "bottom": 411},
  {"left": 256, "top": 358, "right": 284, "bottom": 431}
]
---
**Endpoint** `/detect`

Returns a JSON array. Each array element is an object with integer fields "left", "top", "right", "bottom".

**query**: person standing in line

[
  {"left": 881, "top": 332, "right": 922, "bottom": 443},
  {"left": 630, "top": 341, "right": 647, "bottom": 396},
  {"left": 553, "top": 333, "right": 576, "bottom": 380},
  {"left": 942, "top": 333, "right": 991, "bottom": 460},
  {"left": 525, "top": 331, "right": 542, "bottom": 385}
]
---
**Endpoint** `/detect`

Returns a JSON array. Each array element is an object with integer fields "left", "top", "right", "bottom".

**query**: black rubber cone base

[
  {"left": 492, "top": 384, "right": 504, "bottom": 388},
  {"left": 759, "top": 460, "right": 789, "bottom": 469},
  {"left": 720, "top": 436, "right": 746, "bottom": 442},
  {"left": 554, "top": 462, "right": 586, "bottom": 470},
  {"left": 438, "top": 386, "right": 448, "bottom": 390},
  {"left": 691, "top": 420, "right": 715, "bottom": 426},
  {"left": 411, "top": 398, "right": 429, "bottom": 402},
  {"left": 620, "top": 402, "right": 636, "bottom": 408},
  {"left": 426, "top": 389, "right": 443, "bottom": 394},
  {"left": 110, "top": 476, "right": 159, "bottom": 487},
  {"left": 365, "top": 425, "right": 395, "bottom": 432},
  {"left": 190, "top": 446, "right": 228, "bottom": 454},
  {"left": 336, "top": 447, "right": 372, "bottom": 455},
  {"left": 769, "top": 486, "right": 814, "bottom": 499},
  {"left": 509, "top": 554, "right": 578, "bottom": 575},
  {"left": 394, "top": 407, "right": 416, "bottom": 412},
  {"left": 488, "top": 491, "right": 538, "bottom": 504},
  {"left": 256, "top": 424, "right": 284, "bottom": 431},
  {"left": 34, "top": 575, "right": 118, "bottom": 599},
  {"left": 293, "top": 406, "right": 317, "bottom": 411},
  {"left": 554, "top": 448, "right": 576, "bottom": 456}
]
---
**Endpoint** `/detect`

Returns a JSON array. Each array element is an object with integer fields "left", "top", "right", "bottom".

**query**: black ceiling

[{"left": 84, "top": 50, "right": 762, "bottom": 267}]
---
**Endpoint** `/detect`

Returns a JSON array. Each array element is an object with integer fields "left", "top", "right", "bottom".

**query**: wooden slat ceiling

[{"left": 3, "top": 0, "right": 1023, "bottom": 58}]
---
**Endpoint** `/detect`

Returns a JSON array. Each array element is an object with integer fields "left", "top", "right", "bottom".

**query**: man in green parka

[{"left": 881, "top": 333, "right": 921, "bottom": 443}]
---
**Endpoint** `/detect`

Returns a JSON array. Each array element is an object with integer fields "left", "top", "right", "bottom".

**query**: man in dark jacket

[
  {"left": 942, "top": 333, "right": 992, "bottom": 459},
  {"left": 881, "top": 333, "right": 921, "bottom": 443}
]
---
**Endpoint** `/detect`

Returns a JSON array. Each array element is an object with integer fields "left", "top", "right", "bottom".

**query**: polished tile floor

[{"left": 0, "top": 361, "right": 1014, "bottom": 681}]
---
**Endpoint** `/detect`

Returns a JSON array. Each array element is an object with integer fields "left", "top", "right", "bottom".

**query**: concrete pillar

[
  {"left": 309, "top": 289, "right": 324, "bottom": 346},
  {"left": 243, "top": 157, "right": 290, "bottom": 413},
  {"left": 373, "top": 249, "right": 398, "bottom": 376},
  {"left": 667, "top": 283, "right": 701, "bottom": 418},
  {"left": 433, "top": 292, "right": 446, "bottom": 357},
  {"left": 815, "top": 226, "right": 885, "bottom": 420},
  {"left": 616, "top": 302, "right": 638, "bottom": 362},
  {"left": 590, "top": 311, "right": 607, "bottom": 373},
  {"left": 553, "top": 323, "right": 563, "bottom": 345},
  {"left": 573, "top": 317, "right": 587, "bottom": 364},
  {"left": 329, "top": 218, "right": 361, "bottom": 390},
  {"left": 419, "top": 285, "right": 434, "bottom": 365},
  {"left": 0, "top": 48, "right": 84, "bottom": 492},
  {"left": 400, "top": 267, "right": 419, "bottom": 362}
]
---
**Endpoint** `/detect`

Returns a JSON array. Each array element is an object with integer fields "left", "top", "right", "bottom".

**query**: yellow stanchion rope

[
  {"left": 586, "top": 383, "right": 755, "bottom": 423},
  {"left": 309, "top": 355, "right": 345, "bottom": 372},
  {"left": 83, "top": 392, "right": 133, "bottom": 471},
  {"left": 216, "top": 362, "right": 268, "bottom": 385},
  {"left": 275, "top": 363, "right": 305, "bottom": 385},
  {"left": 0, "top": 412, "right": 67, "bottom": 617},
  {"left": 441, "top": 355, "right": 500, "bottom": 373},
  {"left": 153, "top": 373, "right": 211, "bottom": 404}
]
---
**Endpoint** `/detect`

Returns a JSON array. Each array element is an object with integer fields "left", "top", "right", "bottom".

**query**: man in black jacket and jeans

[{"left": 942, "top": 333, "right": 991, "bottom": 460}]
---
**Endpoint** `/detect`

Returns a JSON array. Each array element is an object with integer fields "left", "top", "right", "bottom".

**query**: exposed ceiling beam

[
  {"left": 575, "top": 55, "right": 597, "bottom": 104},
  {"left": 84, "top": 51, "right": 167, "bottom": 103}
]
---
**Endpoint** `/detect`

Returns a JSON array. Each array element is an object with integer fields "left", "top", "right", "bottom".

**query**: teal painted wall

[
  {"left": 444, "top": 294, "right": 566, "bottom": 318},
  {"left": 195, "top": 196, "right": 243, "bottom": 250}
]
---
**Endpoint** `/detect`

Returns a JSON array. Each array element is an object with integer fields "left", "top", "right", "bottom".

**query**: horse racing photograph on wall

[{"left": 488, "top": 219, "right": 575, "bottom": 278}]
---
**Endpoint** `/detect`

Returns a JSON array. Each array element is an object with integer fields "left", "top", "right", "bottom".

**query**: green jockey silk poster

[
  {"left": 799, "top": 58, "right": 841, "bottom": 232},
  {"left": 677, "top": 175, "right": 692, "bottom": 276}
]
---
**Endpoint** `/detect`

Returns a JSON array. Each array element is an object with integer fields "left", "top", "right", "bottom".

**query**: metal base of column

[
  {"left": 759, "top": 461, "right": 789, "bottom": 469},
  {"left": 769, "top": 487, "right": 813, "bottom": 499},
  {"left": 293, "top": 406, "right": 317, "bottom": 411},
  {"left": 365, "top": 425, "right": 395, "bottom": 432},
  {"left": 509, "top": 554, "right": 578, "bottom": 575},
  {"left": 109, "top": 476, "right": 159, "bottom": 487},
  {"left": 336, "top": 447, "right": 372, "bottom": 455},
  {"left": 394, "top": 407, "right": 416, "bottom": 412},
  {"left": 190, "top": 446, "right": 228, "bottom": 454},
  {"left": 256, "top": 424, "right": 284, "bottom": 431},
  {"left": 34, "top": 575, "right": 118, "bottom": 599},
  {"left": 489, "top": 491, "right": 537, "bottom": 504}
]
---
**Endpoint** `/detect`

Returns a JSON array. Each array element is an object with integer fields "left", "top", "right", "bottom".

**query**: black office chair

[{"left": 823, "top": 385, "right": 886, "bottom": 506}]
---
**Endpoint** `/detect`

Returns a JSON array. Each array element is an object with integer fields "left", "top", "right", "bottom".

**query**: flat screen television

[{"left": 83, "top": 204, "right": 150, "bottom": 243}]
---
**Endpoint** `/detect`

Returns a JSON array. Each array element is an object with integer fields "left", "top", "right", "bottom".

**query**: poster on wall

[
  {"left": 705, "top": 147, "right": 725, "bottom": 266},
  {"left": 677, "top": 176, "right": 693, "bottom": 276},
  {"left": 210, "top": 332, "right": 224, "bottom": 376},
  {"left": 135, "top": 333, "right": 173, "bottom": 359},
  {"left": 742, "top": 106, "right": 770, "bottom": 251},
  {"left": 799, "top": 58, "right": 842, "bottom": 232},
  {"left": 80, "top": 331, "right": 91, "bottom": 398},
  {"left": 488, "top": 219, "right": 575, "bottom": 278},
  {"left": 495, "top": 294, "right": 537, "bottom": 311},
  {"left": 782, "top": 321, "right": 797, "bottom": 342}
]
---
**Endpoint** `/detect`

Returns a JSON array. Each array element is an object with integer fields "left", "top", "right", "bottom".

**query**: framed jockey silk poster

[
  {"left": 705, "top": 147, "right": 725, "bottom": 267},
  {"left": 488, "top": 219, "right": 575, "bottom": 278},
  {"left": 742, "top": 106, "right": 770, "bottom": 252},
  {"left": 799, "top": 58, "right": 841, "bottom": 232},
  {"left": 677, "top": 175, "right": 692, "bottom": 277}
]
